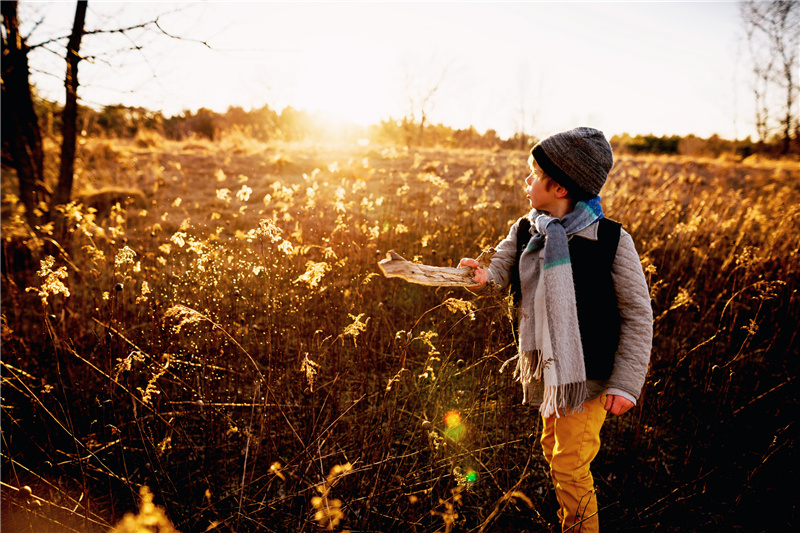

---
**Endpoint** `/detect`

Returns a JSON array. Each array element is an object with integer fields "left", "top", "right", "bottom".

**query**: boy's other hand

[
  {"left": 458, "top": 258, "right": 487, "bottom": 289},
  {"left": 604, "top": 394, "right": 634, "bottom": 416}
]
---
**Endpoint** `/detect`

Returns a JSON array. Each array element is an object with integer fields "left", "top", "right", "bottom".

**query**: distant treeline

[{"left": 34, "top": 98, "right": 798, "bottom": 157}]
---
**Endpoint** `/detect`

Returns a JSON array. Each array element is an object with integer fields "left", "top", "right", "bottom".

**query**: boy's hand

[
  {"left": 604, "top": 394, "right": 634, "bottom": 416},
  {"left": 458, "top": 258, "right": 487, "bottom": 289}
]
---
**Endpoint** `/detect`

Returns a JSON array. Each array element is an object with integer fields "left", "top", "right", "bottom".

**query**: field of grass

[{"left": 2, "top": 134, "right": 799, "bottom": 532}]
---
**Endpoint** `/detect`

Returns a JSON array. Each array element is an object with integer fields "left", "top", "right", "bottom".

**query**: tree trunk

[
  {"left": 53, "top": 0, "right": 88, "bottom": 239},
  {"left": 1, "top": 0, "right": 48, "bottom": 230}
]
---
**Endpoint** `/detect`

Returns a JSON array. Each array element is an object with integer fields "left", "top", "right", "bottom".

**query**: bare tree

[
  {"left": 741, "top": 13, "right": 773, "bottom": 143},
  {"left": 52, "top": 1, "right": 87, "bottom": 238},
  {"left": 2, "top": 0, "right": 50, "bottom": 230},
  {"left": 740, "top": 0, "right": 800, "bottom": 153},
  {"left": 2, "top": 0, "right": 89, "bottom": 235},
  {"left": 400, "top": 55, "right": 452, "bottom": 148},
  {"left": 512, "top": 65, "right": 541, "bottom": 151},
  {"left": 1, "top": 1, "right": 203, "bottom": 238}
]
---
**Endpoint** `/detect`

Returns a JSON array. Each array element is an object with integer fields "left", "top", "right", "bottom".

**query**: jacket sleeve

[
  {"left": 607, "top": 229, "right": 653, "bottom": 401},
  {"left": 479, "top": 219, "right": 521, "bottom": 293}
]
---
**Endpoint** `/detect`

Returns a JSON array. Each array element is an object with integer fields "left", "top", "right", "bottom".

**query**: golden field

[{"left": 2, "top": 134, "right": 799, "bottom": 532}]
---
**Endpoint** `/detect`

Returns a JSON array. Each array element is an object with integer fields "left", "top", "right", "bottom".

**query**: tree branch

[
  {"left": 154, "top": 18, "right": 212, "bottom": 49},
  {"left": 29, "top": 18, "right": 156, "bottom": 50}
]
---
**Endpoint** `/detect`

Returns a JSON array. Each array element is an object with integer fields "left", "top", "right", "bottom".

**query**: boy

[{"left": 460, "top": 127, "right": 653, "bottom": 532}]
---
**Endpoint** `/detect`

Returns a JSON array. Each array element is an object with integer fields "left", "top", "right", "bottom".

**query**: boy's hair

[
  {"left": 544, "top": 175, "right": 565, "bottom": 195},
  {"left": 528, "top": 154, "right": 571, "bottom": 197}
]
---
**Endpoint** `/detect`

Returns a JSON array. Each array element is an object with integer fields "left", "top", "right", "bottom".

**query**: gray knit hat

[{"left": 531, "top": 127, "right": 613, "bottom": 201}]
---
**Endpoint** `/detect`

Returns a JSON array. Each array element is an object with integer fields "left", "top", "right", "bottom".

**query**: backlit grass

[{"left": 2, "top": 136, "right": 798, "bottom": 532}]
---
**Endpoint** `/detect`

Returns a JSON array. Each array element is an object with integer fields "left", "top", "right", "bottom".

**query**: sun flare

[{"left": 294, "top": 34, "right": 396, "bottom": 126}]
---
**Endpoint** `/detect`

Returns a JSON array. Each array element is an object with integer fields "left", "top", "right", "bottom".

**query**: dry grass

[{"left": 1, "top": 136, "right": 798, "bottom": 532}]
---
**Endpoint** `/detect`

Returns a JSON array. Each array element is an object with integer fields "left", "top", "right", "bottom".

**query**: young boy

[{"left": 460, "top": 127, "right": 653, "bottom": 532}]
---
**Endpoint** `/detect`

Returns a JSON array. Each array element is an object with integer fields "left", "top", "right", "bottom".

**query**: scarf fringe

[
  {"left": 540, "top": 382, "right": 588, "bottom": 419},
  {"left": 502, "top": 350, "right": 587, "bottom": 416}
]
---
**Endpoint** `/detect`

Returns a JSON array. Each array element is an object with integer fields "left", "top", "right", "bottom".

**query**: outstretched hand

[
  {"left": 604, "top": 394, "right": 634, "bottom": 416},
  {"left": 458, "top": 258, "right": 487, "bottom": 289}
]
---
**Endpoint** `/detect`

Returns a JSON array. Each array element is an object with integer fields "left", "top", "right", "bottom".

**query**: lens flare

[
  {"left": 444, "top": 410, "right": 460, "bottom": 427},
  {"left": 444, "top": 410, "right": 466, "bottom": 441}
]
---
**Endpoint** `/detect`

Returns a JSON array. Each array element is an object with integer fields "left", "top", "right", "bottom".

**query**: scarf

[{"left": 501, "top": 197, "right": 604, "bottom": 418}]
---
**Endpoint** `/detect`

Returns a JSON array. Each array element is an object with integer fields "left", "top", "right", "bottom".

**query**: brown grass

[{"left": 1, "top": 136, "right": 798, "bottom": 532}]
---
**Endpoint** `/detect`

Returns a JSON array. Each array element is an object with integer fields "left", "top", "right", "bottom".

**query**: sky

[{"left": 19, "top": 1, "right": 751, "bottom": 140}]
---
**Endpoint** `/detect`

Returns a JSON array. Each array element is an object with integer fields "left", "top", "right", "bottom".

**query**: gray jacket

[{"left": 482, "top": 217, "right": 653, "bottom": 404}]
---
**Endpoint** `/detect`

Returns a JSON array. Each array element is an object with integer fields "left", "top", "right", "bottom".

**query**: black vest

[{"left": 510, "top": 217, "right": 622, "bottom": 380}]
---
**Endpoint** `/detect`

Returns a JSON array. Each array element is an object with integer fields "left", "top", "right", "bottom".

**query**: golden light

[{"left": 294, "top": 34, "right": 395, "bottom": 127}]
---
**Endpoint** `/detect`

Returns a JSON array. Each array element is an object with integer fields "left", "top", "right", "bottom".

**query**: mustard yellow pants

[{"left": 541, "top": 394, "right": 608, "bottom": 533}]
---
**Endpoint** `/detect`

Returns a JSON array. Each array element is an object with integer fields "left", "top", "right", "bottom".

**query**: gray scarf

[{"left": 501, "top": 198, "right": 604, "bottom": 417}]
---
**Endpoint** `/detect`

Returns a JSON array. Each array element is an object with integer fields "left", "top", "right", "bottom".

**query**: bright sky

[{"left": 21, "top": 1, "right": 750, "bottom": 140}]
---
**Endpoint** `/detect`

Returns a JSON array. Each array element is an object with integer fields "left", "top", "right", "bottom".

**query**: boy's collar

[{"left": 569, "top": 220, "right": 600, "bottom": 241}]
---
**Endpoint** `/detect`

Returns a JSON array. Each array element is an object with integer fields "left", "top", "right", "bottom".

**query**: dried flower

[
  {"left": 236, "top": 185, "right": 253, "bottom": 202},
  {"left": 300, "top": 354, "right": 320, "bottom": 392},
  {"left": 294, "top": 261, "right": 330, "bottom": 288},
  {"left": 164, "top": 305, "right": 203, "bottom": 334},
  {"left": 311, "top": 463, "right": 352, "bottom": 530},
  {"left": 170, "top": 232, "right": 187, "bottom": 248},
  {"left": 444, "top": 298, "right": 476, "bottom": 315},
  {"left": 270, "top": 462, "right": 286, "bottom": 481},
  {"left": 26, "top": 256, "right": 70, "bottom": 306},
  {"left": 343, "top": 313, "right": 369, "bottom": 345},
  {"left": 109, "top": 486, "right": 178, "bottom": 533},
  {"left": 216, "top": 188, "right": 231, "bottom": 202},
  {"left": 115, "top": 246, "right": 137, "bottom": 268},
  {"left": 257, "top": 219, "right": 284, "bottom": 243}
]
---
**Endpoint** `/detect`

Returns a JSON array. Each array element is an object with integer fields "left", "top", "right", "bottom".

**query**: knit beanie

[{"left": 531, "top": 127, "right": 613, "bottom": 201}]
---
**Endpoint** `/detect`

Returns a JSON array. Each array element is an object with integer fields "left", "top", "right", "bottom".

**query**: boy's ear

[{"left": 554, "top": 184, "right": 570, "bottom": 199}]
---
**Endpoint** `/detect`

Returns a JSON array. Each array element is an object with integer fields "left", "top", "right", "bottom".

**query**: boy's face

[{"left": 525, "top": 160, "right": 562, "bottom": 213}]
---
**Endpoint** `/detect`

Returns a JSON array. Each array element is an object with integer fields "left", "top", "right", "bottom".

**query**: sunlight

[{"left": 294, "top": 34, "right": 396, "bottom": 126}]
